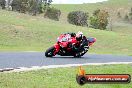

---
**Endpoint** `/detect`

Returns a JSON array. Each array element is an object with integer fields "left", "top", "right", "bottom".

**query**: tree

[
  {"left": 98, "top": 10, "right": 109, "bottom": 30},
  {"left": 89, "top": 16, "right": 99, "bottom": 29},
  {"left": 67, "top": 11, "right": 89, "bottom": 27},
  {"left": 20, "top": 0, "right": 29, "bottom": 13},
  {"left": 117, "top": 12, "right": 121, "bottom": 18},
  {"left": 28, "top": 0, "right": 38, "bottom": 15},
  {"left": 43, "top": 0, "right": 61, "bottom": 21},
  {"left": 44, "top": 7, "right": 61, "bottom": 21},
  {"left": 11, "top": 0, "right": 27, "bottom": 12},
  {"left": 0, "top": 0, "right": 6, "bottom": 9},
  {"left": 129, "top": 7, "right": 132, "bottom": 20},
  {"left": 11, "top": 0, "right": 52, "bottom": 14},
  {"left": 90, "top": 9, "right": 109, "bottom": 30},
  {"left": 124, "top": 14, "right": 129, "bottom": 22}
]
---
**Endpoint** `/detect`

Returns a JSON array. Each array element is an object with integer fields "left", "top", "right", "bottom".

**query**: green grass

[
  {"left": 53, "top": 0, "right": 132, "bottom": 22},
  {"left": 0, "top": 10, "right": 132, "bottom": 55},
  {"left": 0, "top": 0, "right": 132, "bottom": 55},
  {"left": 53, "top": 0, "right": 132, "bottom": 14},
  {"left": 0, "top": 64, "right": 132, "bottom": 88}
]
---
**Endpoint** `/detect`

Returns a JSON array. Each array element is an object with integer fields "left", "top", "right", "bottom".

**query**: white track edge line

[{"left": 4, "top": 62, "right": 132, "bottom": 73}]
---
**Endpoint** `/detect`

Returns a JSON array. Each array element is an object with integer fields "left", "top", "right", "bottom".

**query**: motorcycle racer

[
  {"left": 45, "top": 31, "right": 96, "bottom": 57},
  {"left": 64, "top": 31, "right": 88, "bottom": 57}
]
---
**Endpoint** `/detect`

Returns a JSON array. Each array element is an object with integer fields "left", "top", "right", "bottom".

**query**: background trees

[
  {"left": 0, "top": 0, "right": 6, "bottom": 9},
  {"left": 67, "top": 9, "right": 109, "bottom": 30},
  {"left": 44, "top": 7, "right": 61, "bottom": 21},
  {"left": 10, "top": 0, "right": 51, "bottom": 13},
  {"left": 67, "top": 11, "right": 89, "bottom": 27},
  {"left": 90, "top": 9, "right": 109, "bottom": 30},
  {"left": 0, "top": 1, "right": 114, "bottom": 30}
]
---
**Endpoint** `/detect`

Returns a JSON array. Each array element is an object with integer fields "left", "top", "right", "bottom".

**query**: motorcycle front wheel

[{"left": 45, "top": 46, "right": 55, "bottom": 57}]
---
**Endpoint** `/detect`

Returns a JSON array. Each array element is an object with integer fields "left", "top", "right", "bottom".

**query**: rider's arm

[{"left": 80, "top": 36, "right": 88, "bottom": 47}]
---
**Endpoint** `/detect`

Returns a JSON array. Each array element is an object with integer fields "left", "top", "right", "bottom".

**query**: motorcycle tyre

[{"left": 45, "top": 46, "right": 55, "bottom": 57}]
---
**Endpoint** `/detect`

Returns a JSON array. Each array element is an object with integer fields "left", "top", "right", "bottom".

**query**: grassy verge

[
  {"left": 53, "top": 0, "right": 132, "bottom": 20},
  {"left": 0, "top": 64, "right": 132, "bottom": 88},
  {"left": 53, "top": 0, "right": 131, "bottom": 13}
]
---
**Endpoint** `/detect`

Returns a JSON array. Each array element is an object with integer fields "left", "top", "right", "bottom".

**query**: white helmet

[{"left": 76, "top": 31, "right": 83, "bottom": 41}]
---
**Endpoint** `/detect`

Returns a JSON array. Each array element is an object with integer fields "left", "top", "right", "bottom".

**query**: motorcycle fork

[{"left": 54, "top": 43, "right": 60, "bottom": 55}]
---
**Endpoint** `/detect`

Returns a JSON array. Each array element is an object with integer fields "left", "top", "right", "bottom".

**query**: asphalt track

[{"left": 0, "top": 52, "right": 132, "bottom": 69}]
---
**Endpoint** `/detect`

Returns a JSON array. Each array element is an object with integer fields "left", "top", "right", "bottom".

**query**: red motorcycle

[{"left": 45, "top": 33, "right": 96, "bottom": 57}]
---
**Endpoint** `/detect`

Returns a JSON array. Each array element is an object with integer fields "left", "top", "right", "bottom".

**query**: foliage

[
  {"left": 28, "top": 0, "right": 38, "bottom": 15},
  {"left": 90, "top": 9, "right": 109, "bottom": 30},
  {"left": 37, "top": 2, "right": 45, "bottom": 13},
  {"left": 44, "top": 7, "right": 61, "bottom": 21},
  {"left": 20, "top": 0, "right": 29, "bottom": 13},
  {"left": 124, "top": 14, "right": 129, "bottom": 22},
  {"left": 0, "top": 0, "right": 6, "bottom": 9},
  {"left": 123, "top": 8, "right": 132, "bottom": 23},
  {"left": 11, "top": 0, "right": 28, "bottom": 13},
  {"left": 93, "top": 9, "right": 100, "bottom": 16},
  {"left": 67, "top": 11, "right": 89, "bottom": 27},
  {"left": 28, "top": 0, "right": 53, "bottom": 15},
  {"left": 11, "top": 0, "right": 52, "bottom": 14},
  {"left": 128, "top": 7, "right": 132, "bottom": 21},
  {"left": 117, "top": 12, "right": 121, "bottom": 18},
  {"left": 89, "top": 16, "right": 99, "bottom": 29}
]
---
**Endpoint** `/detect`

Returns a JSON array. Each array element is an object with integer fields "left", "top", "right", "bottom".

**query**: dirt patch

[
  {"left": 122, "top": 49, "right": 129, "bottom": 51},
  {"left": 12, "top": 25, "right": 25, "bottom": 30},
  {"left": 30, "top": 18, "right": 37, "bottom": 21}
]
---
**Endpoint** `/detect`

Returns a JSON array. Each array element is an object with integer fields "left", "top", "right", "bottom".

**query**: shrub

[
  {"left": 90, "top": 9, "right": 109, "bottom": 30},
  {"left": 93, "top": 9, "right": 100, "bottom": 16},
  {"left": 11, "top": 0, "right": 28, "bottom": 13},
  {"left": 28, "top": 0, "right": 38, "bottom": 15},
  {"left": 37, "top": 3, "right": 45, "bottom": 13},
  {"left": 117, "top": 12, "right": 121, "bottom": 18},
  {"left": 11, "top": 0, "right": 53, "bottom": 15},
  {"left": 124, "top": 14, "right": 129, "bottom": 22},
  {"left": 67, "top": 11, "right": 88, "bottom": 27},
  {"left": 11, "top": 0, "right": 20, "bottom": 11},
  {"left": 89, "top": 16, "right": 99, "bottom": 29},
  {"left": 44, "top": 7, "right": 61, "bottom": 21},
  {"left": 20, "top": 0, "right": 29, "bottom": 13},
  {"left": 0, "top": 0, "right": 6, "bottom": 9},
  {"left": 129, "top": 8, "right": 132, "bottom": 21}
]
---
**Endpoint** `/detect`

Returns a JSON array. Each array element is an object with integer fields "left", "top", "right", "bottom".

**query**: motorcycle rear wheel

[
  {"left": 74, "top": 53, "right": 81, "bottom": 58},
  {"left": 45, "top": 46, "right": 55, "bottom": 57}
]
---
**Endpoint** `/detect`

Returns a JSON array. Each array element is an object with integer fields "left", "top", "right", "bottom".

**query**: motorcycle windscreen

[{"left": 60, "top": 42, "right": 68, "bottom": 48}]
